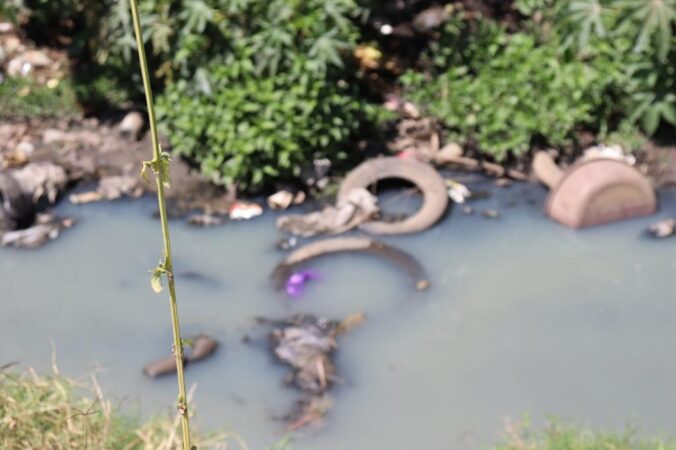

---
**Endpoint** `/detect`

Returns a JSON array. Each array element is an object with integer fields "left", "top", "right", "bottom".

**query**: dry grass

[{"left": 0, "top": 365, "right": 246, "bottom": 450}]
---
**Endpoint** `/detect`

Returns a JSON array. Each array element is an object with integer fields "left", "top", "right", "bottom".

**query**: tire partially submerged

[
  {"left": 272, "top": 237, "right": 430, "bottom": 291},
  {"left": 338, "top": 157, "right": 448, "bottom": 235}
]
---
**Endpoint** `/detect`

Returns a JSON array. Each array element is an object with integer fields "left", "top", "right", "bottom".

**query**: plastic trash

[{"left": 285, "top": 270, "right": 320, "bottom": 298}]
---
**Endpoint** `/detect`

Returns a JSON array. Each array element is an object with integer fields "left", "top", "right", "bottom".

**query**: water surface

[{"left": 2, "top": 179, "right": 676, "bottom": 449}]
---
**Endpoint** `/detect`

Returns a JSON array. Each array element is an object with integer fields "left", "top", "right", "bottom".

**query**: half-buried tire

[
  {"left": 338, "top": 157, "right": 448, "bottom": 235},
  {"left": 272, "top": 237, "right": 430, "bottom": 291}
]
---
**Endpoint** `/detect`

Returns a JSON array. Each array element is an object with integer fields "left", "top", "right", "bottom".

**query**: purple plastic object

[{"left": 285, "top": 270, "right": 320, "bottom": 298}]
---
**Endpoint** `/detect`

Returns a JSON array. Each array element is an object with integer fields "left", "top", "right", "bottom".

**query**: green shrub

[
  {"left": 146, "top": 0, "right": 371, "bottom": 190},
  {"left": 402, "top": 17, "right": 603, "bottom": 160},
  {"left": 0, "top": 77, "right": 80, "bottom": 120}
]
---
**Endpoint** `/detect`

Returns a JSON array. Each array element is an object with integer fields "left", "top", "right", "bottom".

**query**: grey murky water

[{"left": 2, "top": 178, "right": 676, "bottom": 449}]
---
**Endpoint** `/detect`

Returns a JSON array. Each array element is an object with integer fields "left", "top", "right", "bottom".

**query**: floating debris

[
  {"left": 277, "top": 188, "right": 378, "bottom": 237},
  {"left": 647, "top": 219, "right": 675, "bottom": 239},
  {"left": 482, "top": 209, "right": 500, "bottom": 219},
  {"left": 143, "top": 334, "right": 219, "bottom": 378},
  {"left": 285, "top": 270, "right": 320, "bottom": 298},
  {"left": 447, "top": 179, "right": 471, "bottom": 203},
  {"left": 267, "top": 313, "right": 364, "bottom": 431},
  {"left": 187, "top": 213, "right": 223, "bottom": 227}
]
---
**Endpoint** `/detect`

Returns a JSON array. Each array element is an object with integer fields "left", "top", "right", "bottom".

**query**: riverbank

[{"left": 2, "top": 366, "right": 673, "bottom": 450}]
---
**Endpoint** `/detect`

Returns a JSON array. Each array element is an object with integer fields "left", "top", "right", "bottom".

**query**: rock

[
  {"left": 438, "top": 142, "right": 463, "bottom": 159},
  {"left": 119, "top": 111, "right": 145, "bottom": 141},
  {"left": 11, "top": 162, "right": 68, "bottom": 204},
  {"left": 0, "top": 214, "right": 74, "bottom": 249},
  {"left": 267, "top": 190, "right": 294, "bottom": 210},
  {"left": 647, "top": 219, "right": 675, "bottom": 238},
  {"left": 42, "top": 128, "right": 102, "bottom": 147}
]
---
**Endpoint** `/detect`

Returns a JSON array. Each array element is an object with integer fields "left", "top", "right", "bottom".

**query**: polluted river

[{"left": 2, "top": 176, "right": 676, "bottom": 450}]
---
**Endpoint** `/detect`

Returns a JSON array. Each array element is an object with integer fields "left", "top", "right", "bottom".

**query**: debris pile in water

[{"left": 266, "top": 313, "right": 364, "bottom": 431}]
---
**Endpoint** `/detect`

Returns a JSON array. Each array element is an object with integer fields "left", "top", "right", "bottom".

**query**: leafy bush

[
  {"left": 146, "top": 0, "right": 371, "bottom": 190},
  {"left": 402, "top": 17, "right": 603, "bottom": 160},
  {"left": 403, "top": 1, "right": 676, "bottom": 160},
  {"left": 0, "top": 77, "right": 80, "bottom": 120}
]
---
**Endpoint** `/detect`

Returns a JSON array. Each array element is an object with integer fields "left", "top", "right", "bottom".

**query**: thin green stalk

[{"left": 128, "top": 0, "right": 192, "bottom": 449}]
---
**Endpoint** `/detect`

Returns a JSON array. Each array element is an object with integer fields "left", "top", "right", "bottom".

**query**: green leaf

[
  {"left": 150, "top": 270, "right": 163, "bottom": 294},
  {"left": 641, "top": 105, "right": 660, "bottom": 135}
]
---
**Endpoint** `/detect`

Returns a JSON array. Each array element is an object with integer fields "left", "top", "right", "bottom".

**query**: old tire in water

[
  {"left": 338, "top": 157, "right": 448, "bottom": 235},
  {"left": 272, "top": 236, "right": 430, "bottom": 291},
  {"left": 546, "top": 159, "right": 656, "bottom": 228}
]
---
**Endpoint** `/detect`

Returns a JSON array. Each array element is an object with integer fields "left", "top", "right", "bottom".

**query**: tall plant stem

[{"left": 128, "top": 0, "right": 191, "bottom": 448}]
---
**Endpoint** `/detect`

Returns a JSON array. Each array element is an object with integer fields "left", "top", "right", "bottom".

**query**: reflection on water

[{"left": 2, "top": 179, "right": 676, "bottom": 449}]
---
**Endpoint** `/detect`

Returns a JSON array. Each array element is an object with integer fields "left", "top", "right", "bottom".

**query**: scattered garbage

[
  {"left": 285, "top": 270, "right": 320, "bottom": 298},
  {"left": 338, "top": 157, "right": 448, "bottom": 235},
  {"left": 277, "top": 187, "right": 378, "bottom": 237},
  {"left": 462, "top": 206, "right": 473, "bottom": 215},
  {"left": 581, "top": 144, "right": 636, "bottom": 165},
  {"left": 228, "top": 201, "right": 263, "bottom": 220},
  {"left": 533, "top": 151, "right": 657, "bottom": 228},
  {"left": 482, "top": 209, "right": 500, "bottom": 219},
  {"left": 267, "top": 189, "right": 306, "bottom": 210},
  {"left": 187, "top": 213, "right": 223, "bottom": 227},
  {"left": 118, "top": 111, "right": 145, "bottom": 141},
  {"left": 143, "top": 334, "right": 219, "bottom": 378},
  {"left": 272, "top": 237, "right": 430, "bottom": 292},
  {"left": 646, "top": 219, "right": 675, "bottom": 239},
  {"left": 276, "top": 236, "right": 298, "bottom": 251},
  {"left": 265, "top": 313, "right": 364, "bottom": 430},
  {"left": 446, "top": 179, "right": 471, "bottom": 204}
]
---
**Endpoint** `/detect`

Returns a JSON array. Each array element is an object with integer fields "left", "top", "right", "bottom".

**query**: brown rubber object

[
  {"left": 338, "top": 157, "right": 448, "bottom": 235},
  {"left": 546, "top": 159, "right": 656, "bottom": 228},
  {"left": 143, "top": 335, "right": 218, "bottom": 378},
  {"left": 272, "top": 237, "right": 430, "bottom": 291}
]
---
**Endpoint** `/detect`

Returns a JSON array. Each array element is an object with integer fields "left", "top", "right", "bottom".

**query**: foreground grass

[
  {"left": 0, "top": 366, "right": 241, "bottom": 449},
  {"left": 494, "top": 420, "right": 676, "bottom": 450},
  {"left": 1, "top": 366, "right": 673, "bottom": 450}
]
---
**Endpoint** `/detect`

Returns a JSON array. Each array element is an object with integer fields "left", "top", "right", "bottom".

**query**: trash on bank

[
  {"left": 277, "top": 187, "right": 378, "bottom": 237},
  {"left": 267, "top": 189, "right": 306, "bottom": 210},
  {"left": 228, "top": 201, "right": 263, "bottom": 220},
  {"left": 446, "top": 179, "right": 471, "bottom": 203},
  {"left": 647, "top": 218, "right": 675, "bottom": 239}
]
